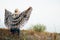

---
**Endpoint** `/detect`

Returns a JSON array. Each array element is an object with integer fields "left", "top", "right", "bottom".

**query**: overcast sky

[{"left": 0, "top": 0, "right": 60, "bottom": 33}]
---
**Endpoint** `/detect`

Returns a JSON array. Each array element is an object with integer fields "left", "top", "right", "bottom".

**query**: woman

[{"left": 5, "top": 7, "right": 32, "bottom": 35}]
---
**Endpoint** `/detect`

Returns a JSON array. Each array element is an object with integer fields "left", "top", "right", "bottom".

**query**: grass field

[{"left": 0, "top": 28, "right": 60, "bottom": 40}]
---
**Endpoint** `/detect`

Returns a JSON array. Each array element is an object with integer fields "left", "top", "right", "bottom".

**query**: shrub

[{"left": 32, "top": 24, "right": 46, "bottom": 32}]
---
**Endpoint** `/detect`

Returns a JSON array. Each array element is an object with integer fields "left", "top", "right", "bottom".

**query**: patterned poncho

[{"left": 5, "top": 7, "right": 32, "bottom": 29}]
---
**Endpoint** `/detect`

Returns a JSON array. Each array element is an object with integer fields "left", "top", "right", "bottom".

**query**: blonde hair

[{"left": 15, "top": 8, "right": 19, "bottom": 13}]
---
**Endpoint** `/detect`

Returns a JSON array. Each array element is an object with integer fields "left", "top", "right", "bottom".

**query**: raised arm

[
  {"left": 5, "top": 9, "right": 12, "bottom": 18},
  {"left": 5, "top": 9, "right": 12, "bottom": 27},
  {"left": 19, "top": 7, "right": 33, "bottom": 27}
]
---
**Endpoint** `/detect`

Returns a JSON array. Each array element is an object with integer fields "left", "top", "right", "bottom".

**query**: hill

[{"left": 0, "top": 28, "right": 60, "bottom": 40}]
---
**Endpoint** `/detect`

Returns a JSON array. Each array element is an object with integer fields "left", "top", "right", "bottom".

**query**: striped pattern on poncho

[{"left": 5, "top": 7, "right": 32, "bottom": 29}]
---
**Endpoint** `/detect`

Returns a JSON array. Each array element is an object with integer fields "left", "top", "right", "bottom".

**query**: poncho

[{"left": 5, "top": 7, "right": 32, "bottom": 29}]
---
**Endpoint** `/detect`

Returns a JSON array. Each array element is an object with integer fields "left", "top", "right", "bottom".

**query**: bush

[{"left": 32, "top": 24, "right": 46, "bottom": 32}]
